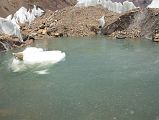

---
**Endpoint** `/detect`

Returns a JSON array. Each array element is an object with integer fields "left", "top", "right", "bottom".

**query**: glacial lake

[{"left": 0, "top": 36, "right": 159, "bottom": 120}]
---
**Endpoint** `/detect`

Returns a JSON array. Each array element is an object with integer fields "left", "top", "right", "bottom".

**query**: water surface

[{"left": 0, "top": 36, "right": 159, "bottom": 120}]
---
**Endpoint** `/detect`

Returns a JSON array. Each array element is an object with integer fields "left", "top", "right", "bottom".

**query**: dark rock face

[
  {"left": 0, "top": 34, "right": 30, "bottom": 51},
  {"left": 153, "top": 33, "right": 159, "bottom": 42},
  {"left": 102, "top": 9, "right": 138, "bottom": 35},
  {"left": 102, "top": 8, "right": 159, "bottom": 40}
]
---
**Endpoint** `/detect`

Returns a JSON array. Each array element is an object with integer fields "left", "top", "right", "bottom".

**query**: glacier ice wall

[
  {"left": 76, "top": 0, "right": 136, "bottom": 13},
  {"left": 0, "top": 18, "right": 22, "bottom": 41},
  {"left": 0, "top": 5, "right": 44, "bottom": 42},
  {"left": 76, "top": 0, "right": 100, "bottom": 6},
  {"left": 12, "top": 5, "right": 44, "bottom": 24},
  {"left": 147, "top": 0, "right": 159, "bottom": 8}
]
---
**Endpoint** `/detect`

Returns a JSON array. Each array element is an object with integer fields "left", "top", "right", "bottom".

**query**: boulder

[
  {"left": 153, "top": 33, "right": 159, "bottom": 42},
  {"left": 37, "top": 29, "right": 43, "bottom": 34},
  {"left": 52, "top": 32, "right": 63, "bottom": 37},
  {"left": 90, "top": 26, "right": 99, "bottom": 34},
  {"left": 13, "top": 52, "right": 23, "bottom": 60}
]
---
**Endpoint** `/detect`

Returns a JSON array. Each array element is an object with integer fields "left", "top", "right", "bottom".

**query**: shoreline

[{"left": 1, "top": 6, "right": 159, "bottom": 51}]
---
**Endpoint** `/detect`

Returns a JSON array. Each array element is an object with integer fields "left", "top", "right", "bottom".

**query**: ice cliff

[
  {"left": 76, "top": 0, "right": 159, "bottom": 13},
  {"left": 76, "top": 0, "right": 136, "bottom": 13},
  {"left": 0, "top": 18, "right": 22, "bottom": 40},
  {"left": 147, "top": 0, "right": 159, "bottom": 8},
  {"left": 11, "top": 5, "right": 44, "bottom": 24},
  {"left": 0, "top": 5, "right": 44, "bottom": 42}
]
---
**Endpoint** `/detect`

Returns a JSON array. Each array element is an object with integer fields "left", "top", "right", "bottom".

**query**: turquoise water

[{"left": 0, "top": 36, "right": 159, "bottom": 120}]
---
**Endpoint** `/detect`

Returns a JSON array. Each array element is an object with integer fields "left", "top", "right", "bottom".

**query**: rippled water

[{"left": 0, "top": 36, "right": 159, "bottom": 120}]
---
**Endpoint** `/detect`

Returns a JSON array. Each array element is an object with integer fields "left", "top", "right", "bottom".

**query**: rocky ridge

[{"left": 102, "top": 8, "right": 159, "bottom": 40}]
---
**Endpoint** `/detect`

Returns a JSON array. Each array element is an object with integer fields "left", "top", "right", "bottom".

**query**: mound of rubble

[{"left": 21, "top": 6, "right": 119, "bottom": 39}]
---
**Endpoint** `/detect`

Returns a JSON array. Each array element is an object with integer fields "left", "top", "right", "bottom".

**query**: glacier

[
  {"left": 76, "top": 0, "right": 159, "bottom": 12},
  {"left": 76, "top": 0, "right": 136, "bottom": 13},
  {"left": 0, "top": 5, "right": 44, "bottom": 42},
  {"left": 0, "top": 18, "right": 22, "bottom": 41},
  {"left": 147, "top": 0, "right": 159, "bottom": 8},
  {"left": 12, "top": 5, "right": 44, "bottom": 24}
]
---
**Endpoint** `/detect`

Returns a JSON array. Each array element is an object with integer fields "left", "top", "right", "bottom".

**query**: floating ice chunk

[
  {"left": 147, "top": 0, "right": 159, "bottom": 8},
  {"left": 14, "top": 47, "right": 65, "bottom": 64},
  {"left": 23, "top": 47, "right": 43, "bottom": 54},
  {"left": 11, "top": 47, "right": 66, "bottom": 72},
  {"left": 23, "top": 49, "right": 66, "bottom": 64}
]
